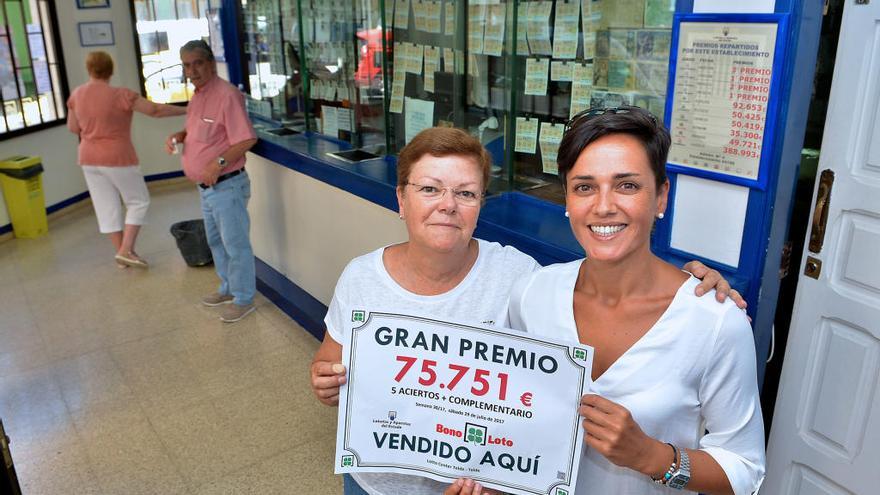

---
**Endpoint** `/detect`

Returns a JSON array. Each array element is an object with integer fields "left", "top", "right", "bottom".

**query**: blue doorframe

[{"left": 665, "top": 0, "right": 823, "bottom": 386}]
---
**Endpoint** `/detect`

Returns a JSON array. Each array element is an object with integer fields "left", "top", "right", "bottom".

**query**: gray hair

[{"left": 179, "top": 39, "right": 215, "bottom": 61}]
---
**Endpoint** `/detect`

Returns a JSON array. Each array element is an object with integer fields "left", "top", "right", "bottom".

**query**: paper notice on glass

[
  {"left": 551, "top": 61, "right": 574, "bottom": 82},
  {"left": 395, "top": 0, "right": 410, "bottom": 29},
  {"left": 516, "top": 9, "right": 531, "bottom": 55},
  {"left": 426, "top": 1, "right": 442, "bottom": 33},
  {"left": 334, "top": 311, "right": 593, "bottom": 495},
  {"left": 443, "top": 48, "right": 456, "bottom": 72},
  {"left": 325, "top": 82, "right": 337, "bottom": 101},
  {"left": 668, "top": 21, "right": 778, "bottom": 180},
  {"left": 467, "top": 4, "right": 487, "bottom": 54},
  {"left": 393, "top": 41, "right": 404, "bottom": 70},
  {"left": 483, "top": 4, "right": 506, "bottom": 57},
  {"left": 540, "top": 122, "right": 565, "bottom": 175},
  {"left": 670, "top": 175, "right": 748, "bottom": 267},
  {"left": 527, "top": 1, "right": 553, "bottom": 56},
  {"left": 413, "top": 1, "right": 427, "bottom": 31},
  {"left": 310, "top": 80, "right": 321, "bottom": 100},
  {"left": 389, "top": 70, "right": 406, "bottom": 114},
  {"left": 645, "top": 0, "right": 674, "bottom": 28},
  {"left": 609, "top": 30, "right": 637, "bottom": 60},
  {"left": 582, "top": 0, "right": 600, "bottom": 39},
  {"left": 322, "top": 106, "right": 339, "bottom": 137},
  {"left": 424, "top": 46, "right": 441, "bottom": 92},
  {"left": 636, "top": 30, "right": 671, "bottom": 62},
  {"left": 524, "top": 58, "right": 550, "bottom": 96},
  {"left": 405, "top": 97, "right": 435, "bottom": 143},
  {"left": 337, "top": 107, "right": 353, "bottom": 132},
  {"left": 608, "top": 60, "right": 634, "bottom": 90},
  {"left": 600, "top": 0, "right": 646, "bottom": 29},
  {"left": 515, "top": 117, "right": 539, "bottom": 154},
  {"left": 445, "top": 2, "right": 456, "bottom": 35},
  {"left": 408, "top": 44, "right": 425, "bottom": 74},
  {"left": 570, "top": 64, "right": 594, "bottom": 119},
  {"left": 634, "top": 61, "right": 668, "bottom": 95},
  {"left": 553, "top": 2, "right": 580, "bottom": 60}
]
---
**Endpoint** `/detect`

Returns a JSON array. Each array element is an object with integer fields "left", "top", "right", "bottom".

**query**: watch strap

[{"left": 668, "top": 448, "right": 691, "bottom": 490}]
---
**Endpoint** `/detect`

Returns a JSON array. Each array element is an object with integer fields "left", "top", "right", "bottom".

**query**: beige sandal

[{"left": 115, "top": 252, "right": 149, "bottom": 269}]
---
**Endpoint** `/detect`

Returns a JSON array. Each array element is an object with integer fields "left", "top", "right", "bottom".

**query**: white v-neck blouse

[{"left": 508, "top": 259, "right": 766, "bottom": 495}]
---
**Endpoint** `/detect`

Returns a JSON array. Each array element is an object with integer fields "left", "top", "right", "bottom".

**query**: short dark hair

[
  {"left": 180, "top": 39, "right": 215, "bottom": 61},
  {"left": 557, "top": 106, "right": 670, "bottom": 189},
  {"left": 397, "top": 127, "right": 492, "bottom": 190}
]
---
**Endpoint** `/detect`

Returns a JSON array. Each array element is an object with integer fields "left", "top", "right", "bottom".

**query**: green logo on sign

[
  {"left": 574, "top": 348, "right": 587, "bottom": 360},
  {"left": 352, "top": 310, "right": 365, "bottom": 322},
  {"left": 341, "top": 455, "right": 354, "bottom": 467},
  {"left": 464, "top": 423, "right": 487, "bottom": 446},
  {"left": 556, "top": 489, "right": 569, "bottom": 495}
]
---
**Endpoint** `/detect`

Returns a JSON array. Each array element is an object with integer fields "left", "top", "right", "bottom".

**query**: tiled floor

[{"left": 0, "top": 180, "right": 341, "bottom": 494}]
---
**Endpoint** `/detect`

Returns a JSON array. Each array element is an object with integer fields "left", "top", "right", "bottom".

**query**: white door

[{"left": 764, "top": 1, "right": 880, "bottom": 493}]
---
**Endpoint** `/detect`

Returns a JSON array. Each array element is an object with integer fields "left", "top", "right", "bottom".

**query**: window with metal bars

[
  {"left": 130, "top": 0, "right": 221, "bottom": 103},
  {"left": 0, "top": 0, "right": 68, "bottom": 137}
]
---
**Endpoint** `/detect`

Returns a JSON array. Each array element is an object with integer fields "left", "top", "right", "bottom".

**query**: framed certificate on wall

[
  {"left": 78, "top": 22, "right": 115, "bottom": 47},
  {"left": 77, "top": 0, "right": 111, "bottom": 8}
]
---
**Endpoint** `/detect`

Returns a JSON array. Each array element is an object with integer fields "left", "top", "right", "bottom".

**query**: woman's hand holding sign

[
  {"left": 444, "top": 478, "right": 504, "bottom": 495},
  {"left": 310, "top": 332, "right": 347, "bottom": 406},
  {"left": 578, "top": 394, "right": 670, "bottom": 478}
]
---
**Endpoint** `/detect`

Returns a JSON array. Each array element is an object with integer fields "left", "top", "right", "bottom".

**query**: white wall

[
  {"left": 0, "top": 0, "right": 186, "bottom": 227},
  {"left": 247, "top": 154, "right": 408, "bottom": 305}
]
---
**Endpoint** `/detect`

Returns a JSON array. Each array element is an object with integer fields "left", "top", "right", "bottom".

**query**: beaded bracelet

[{"left": 651, "top": 443, "right": 678, "bottom": 485}]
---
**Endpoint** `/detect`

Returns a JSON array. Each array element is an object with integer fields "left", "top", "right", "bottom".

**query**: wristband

[{"left": 651, "top": 443, "right": 678, "bottom": 485}]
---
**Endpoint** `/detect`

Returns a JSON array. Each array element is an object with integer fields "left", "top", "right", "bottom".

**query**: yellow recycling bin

[{"left": 0, "top": 156, "right": 48, "bottom": 238}]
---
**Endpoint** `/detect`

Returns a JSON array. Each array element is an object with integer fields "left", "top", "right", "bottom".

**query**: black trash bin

[{"left": 170, "top": 219, "right": 214, "bottom": 267}]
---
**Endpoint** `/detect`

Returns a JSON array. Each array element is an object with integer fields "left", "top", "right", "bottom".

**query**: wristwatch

[
  {"left": 667, "top": 448, "right": 691, "bottom": 489},
  {"left": 217, "top": 156, "right": 227, "bottom": 168}
]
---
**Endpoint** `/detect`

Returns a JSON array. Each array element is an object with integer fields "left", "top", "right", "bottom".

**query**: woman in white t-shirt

[
  {"left": 508, "top": 107, "right": 765, "bottom": 495},
  {"left": 310, "top": 127, "right": 742, "bottom": 495}
]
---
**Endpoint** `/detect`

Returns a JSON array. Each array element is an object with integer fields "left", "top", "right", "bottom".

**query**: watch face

[{"left": 668, "top": 474, "right": 690, "bottom": 489}]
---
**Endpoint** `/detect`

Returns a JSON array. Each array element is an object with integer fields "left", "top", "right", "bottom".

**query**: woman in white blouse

[{"left": 508, "top": 107, "right": 765, "bottom": 495}]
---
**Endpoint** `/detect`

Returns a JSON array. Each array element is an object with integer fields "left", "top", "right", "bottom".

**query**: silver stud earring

[
  {"left": 657, "top": 212, "right": 665, "bottom": 219},
  {"left": 399, "top": 214, "right": 404, "bottom": 220},
  {"left": 564, "top": 211, "right": 570, "bottom": 218}
]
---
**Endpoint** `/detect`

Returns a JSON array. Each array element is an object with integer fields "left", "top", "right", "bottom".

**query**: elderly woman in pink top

[{"left": 66, "top": 51, "right": 186, "bottom": 268}]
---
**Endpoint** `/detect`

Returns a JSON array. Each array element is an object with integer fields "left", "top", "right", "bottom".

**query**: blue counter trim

[
  {"left": 252, "top": 132, "right": 583, "bottom": 265},
  {"left": 255, "top": 256, "right": 327, "bottom": 340}
]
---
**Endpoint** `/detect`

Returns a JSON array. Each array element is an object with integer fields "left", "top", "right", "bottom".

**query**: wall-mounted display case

[{"left": 240, "top": 0, "right": 675, "bottom": 204}]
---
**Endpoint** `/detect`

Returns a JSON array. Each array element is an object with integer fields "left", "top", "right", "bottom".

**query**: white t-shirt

[
  {"left": 508, "top": 260, "right": 766, "bottom": 495},
  {"left": 325, "top": 239, "right": 540, "bottom": 495}
]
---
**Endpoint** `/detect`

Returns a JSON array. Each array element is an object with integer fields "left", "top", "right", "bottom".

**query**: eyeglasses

[
  {"left": 564, "top": 106, "right": 657, "bottom": 133},
  {"left": 405, "top": 182, "right": 484, "bottom": 206}
]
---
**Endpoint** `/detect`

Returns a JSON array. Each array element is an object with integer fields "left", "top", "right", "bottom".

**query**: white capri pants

[{"left": 81, "top": 165, "right": 150, "bottom": 233}]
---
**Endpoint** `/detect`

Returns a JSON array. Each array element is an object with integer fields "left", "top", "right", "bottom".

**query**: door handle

[{"left": 808, "top": 169, "right": 834, "bottom": 254}]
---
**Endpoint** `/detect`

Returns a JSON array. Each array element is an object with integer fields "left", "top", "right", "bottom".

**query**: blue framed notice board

[{"left": 652, "top": 13, "right": 790, "bottom": 346}]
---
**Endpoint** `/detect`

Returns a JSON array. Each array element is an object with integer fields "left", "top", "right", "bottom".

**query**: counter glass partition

[
  {"left": 507, "top": 0, "right": 674, "bottom": 204},
  {"left": 238, "top": 0, "right": 675, "bottom": 203}
]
